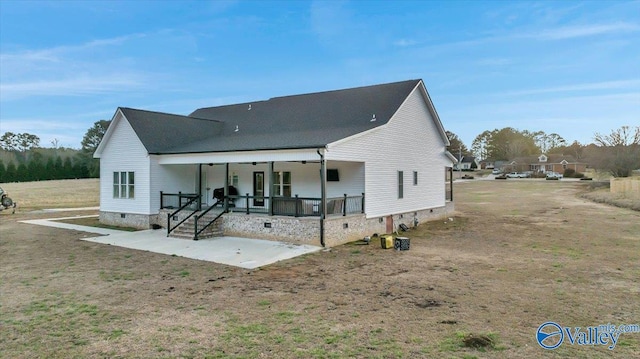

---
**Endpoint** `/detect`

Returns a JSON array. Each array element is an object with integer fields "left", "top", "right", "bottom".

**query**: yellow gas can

[{"left": 380, "top": 235, "right": 394, "bottom": 249}]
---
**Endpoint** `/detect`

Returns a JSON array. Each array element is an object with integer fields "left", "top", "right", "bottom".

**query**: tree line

[
  {"left": 0, "top": 120, "right": 110, "bottom": 183},
  {"left": 447, "top": 125, "right": 640, "bottom": 177}
]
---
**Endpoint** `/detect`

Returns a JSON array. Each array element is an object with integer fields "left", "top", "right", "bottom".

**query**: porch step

[{"left": 168, "top": 212, "right": 224, "bottom": 240}]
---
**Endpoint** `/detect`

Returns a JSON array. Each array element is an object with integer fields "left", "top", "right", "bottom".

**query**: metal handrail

[
  {"left": 195, "top": 208, "right": 225, "bottom": 241},
  {"left": 167, "top": 196, "right": 199, "bottom": 236}
]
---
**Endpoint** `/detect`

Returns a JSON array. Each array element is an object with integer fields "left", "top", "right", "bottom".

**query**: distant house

[
  {"left": 504, "top": 154, "right": 587, "bottom": 174},
  {"left": 453, "top": 155, "right": 479, "bottom": 171},
  {"left": 94, "top": 79, "right": 457, "bottom": 247},
  {"left": 480, "top": 159, "right": 507, "bottom": 170}
]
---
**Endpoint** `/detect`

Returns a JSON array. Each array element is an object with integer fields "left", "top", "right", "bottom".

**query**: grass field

[
  {"left": 1, "top": 179, "right": 639, "bottom": 358},
  {"left": 0, "top": 178, "right": 99, "bottom": 210}
]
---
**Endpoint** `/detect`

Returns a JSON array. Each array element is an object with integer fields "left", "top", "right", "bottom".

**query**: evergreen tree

[
  {"left": 5, "top": 161, "right": 17, "bottom": 182},
  {"left": 45, "top": 157, "right": 56, "bottom": 180},
  {"left": 79, "top": 120, "right": 110, "bottom": 178},
  {"left": 16, "top": 163, "right": 28, "bottom": 182},
  {"left": 63, "top": 157, "right": 74, "bottom": 179},
  {"left": 0, "top": 159, "right": 5, "bottom": 183},
  {"left": 27, "top": 152, "right": 45, "bottom": 181},
  {"left": 54, "top": 156, "right": 64, "bottom": 179}
]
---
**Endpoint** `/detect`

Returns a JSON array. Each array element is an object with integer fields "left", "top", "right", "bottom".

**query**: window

[
  {"left": 273, "top": 171, "right": 292, "bottom": 197},
  {"left": 327, "top": 169, "right": 340, "bottom": 181},
  {"left": 113, "top": 171, "right": 134, "bottom": 198},
  {"left": 413, "top": 171, "right": 418, "bottom": 185},
  {"left": 398, "top": 171, "right": 404, "bottom": 199}
]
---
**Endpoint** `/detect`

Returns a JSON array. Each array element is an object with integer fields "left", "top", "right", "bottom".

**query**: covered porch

[{"left": 153, "top": 149, "right": 366, "bottom": 245}]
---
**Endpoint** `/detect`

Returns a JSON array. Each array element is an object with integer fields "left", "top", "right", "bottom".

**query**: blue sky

[{"left": 1, "top": 0, "right": 638, "bottom": 150}]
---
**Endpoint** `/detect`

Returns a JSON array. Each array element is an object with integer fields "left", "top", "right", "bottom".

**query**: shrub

[{"left": 563, "top": 168, "right": 575, "bottom": 177}]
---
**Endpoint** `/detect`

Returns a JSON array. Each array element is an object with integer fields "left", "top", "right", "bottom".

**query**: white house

[
  {"left": 94, "top": 79, "right": 456, "bottom": 247},
  {"left": 453, "top": 155, "right": 479, "bottom": 171}
]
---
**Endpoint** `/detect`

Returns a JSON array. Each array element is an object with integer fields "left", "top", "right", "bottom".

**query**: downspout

[
  {"left": 223, "top": 163, "right": 229, "bottom": 212},
  {"left": 317, "top": 149, "right": 326, "bottom": 247},
  {"left": 268, "top": 161, "right": 274, "bottom": 216},
  {"left": 197, "top": 164, "right": 202, "bottom": 211}
]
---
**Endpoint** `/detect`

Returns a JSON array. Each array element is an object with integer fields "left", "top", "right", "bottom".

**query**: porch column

[
  {"left": 224, "top": 163, "right": 229, "bottom": 212},
  {"left": 197, "top": 164, "right": 202, "bottom": 211},
  {"left": 268, "top": 161, "right": 274, "bottom": 216},
  {"left": 319, "top": 153, "right": 326, "bottom": 247},
  {"left": 449, "top": 167, "right": 454, "bottom": 201}
]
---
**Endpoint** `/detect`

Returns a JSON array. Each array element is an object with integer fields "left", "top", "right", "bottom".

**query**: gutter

[{"left": 317, "top": 148, "right": 326, "bottom": 247}]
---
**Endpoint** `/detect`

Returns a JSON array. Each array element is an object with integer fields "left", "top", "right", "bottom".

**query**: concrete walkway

[{"left": 20, "top": 216, "right": 323, "bottom": 269}]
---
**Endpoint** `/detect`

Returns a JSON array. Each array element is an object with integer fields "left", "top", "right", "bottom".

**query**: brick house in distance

[{"left": 504, "top": 154, "right": 587, "bottom": 174}]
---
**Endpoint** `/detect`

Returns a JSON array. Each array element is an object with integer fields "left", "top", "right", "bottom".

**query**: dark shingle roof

[
  {"left": 122, "top": 79, "right": 421, "bottom": 154},
  {"left": 119, "top": 108, "right": 222, "bottom": 154},
  {"left": 455, "top": 155, "right": 476, "bottom": 163}
]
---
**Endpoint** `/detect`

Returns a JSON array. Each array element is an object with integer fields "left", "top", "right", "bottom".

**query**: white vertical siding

[
  {"left": 150, "top": 161, "right": 197, "bottom": 210},
  {"left": 99, "top": 114, "right": 152, "bottom": 214},
  {"left": 326, "top": 161, "right": 365, "bottom": 198},
  {"left": 326, "top": 85, "right": 450, "bottom": 218}
]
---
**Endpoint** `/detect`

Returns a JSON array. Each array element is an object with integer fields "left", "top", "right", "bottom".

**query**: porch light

[
  {"left": 371, "top": 114, "right": 376, "bottom": 122},
  {"left": 234, "top": 125, "right": 239, "bottom": 132}
]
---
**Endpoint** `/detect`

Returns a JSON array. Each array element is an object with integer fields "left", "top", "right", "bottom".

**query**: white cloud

[
  {"left": 500, "top": 79, "right": 640, "bottom": 96},
  {"left": 530, "top": 22, "right": 640, "bottom": 40},
  {"left": 394, "top": 39, "right": 418, "bottom": 47},
  {"left": 0, "top": 75, "right": 145, "bottom": 101},
  {"left": 476, "top": 58, "right": 513, "bottom": 66},
  {"left": 0, "top": 33, "right": 150, "bottom": 101}
]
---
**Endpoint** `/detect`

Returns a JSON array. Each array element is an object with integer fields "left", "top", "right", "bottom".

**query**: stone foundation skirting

[
  {"left": 99, "top": 211, "right": 158, "bottom": 229},
  {"left": 223, "top": 213, "right": 321, "bottom": 245},
  {"left": 110, "top": 201, "right": 455, "bottom": 247},
  {"left": 222, "top": 202, "right": 455, "bottom": 247},
  {"left": 323, "top": 202, "right": 455, "bottom": 247}
]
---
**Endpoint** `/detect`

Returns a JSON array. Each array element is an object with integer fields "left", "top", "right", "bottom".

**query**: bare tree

[
  {"left": 592, "top": 126, "right": 640, "bottom": 177},
  {"left": 594, "top": 125, "right": 640, "bottom": 147}
]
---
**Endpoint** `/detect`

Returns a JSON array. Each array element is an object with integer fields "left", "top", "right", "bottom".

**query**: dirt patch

[{"left": 1, "top": 180, "right": 639, "bottom": 358}]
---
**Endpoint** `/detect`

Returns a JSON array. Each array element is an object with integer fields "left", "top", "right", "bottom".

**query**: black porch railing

[
  {"left": 160, "top": 191, "right": 199, "bottom": 209},
  {"left": 227, "top": 193, "right": 365, "bottom": 217}
]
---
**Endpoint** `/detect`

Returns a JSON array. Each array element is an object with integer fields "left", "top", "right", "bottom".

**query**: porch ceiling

[{"left": 157, "top": 148, "right": 324, "bottom": 165}]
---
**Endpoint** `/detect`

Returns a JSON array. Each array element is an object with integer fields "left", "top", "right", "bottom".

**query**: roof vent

[
  {"left": 234, "top": 125, "right": 239, "bottom": 132},
  {"left": 248, "top": 104, "right": 251, "bottom": 110},
  {"left": 371, "top": 114, "right": 376, "bottom": 122}
]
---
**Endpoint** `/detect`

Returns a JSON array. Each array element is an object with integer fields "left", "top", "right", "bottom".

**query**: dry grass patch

[
  {"left": 0, "top": 179, "right": 99, "bottom": 211},
  {"left": 581, "top": 188, "right": 640, "bottom": 211}
]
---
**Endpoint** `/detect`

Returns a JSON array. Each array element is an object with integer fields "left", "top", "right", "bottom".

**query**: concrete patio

[{"left": 20, "top": 215, "right": 323, "bottom": 269}]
